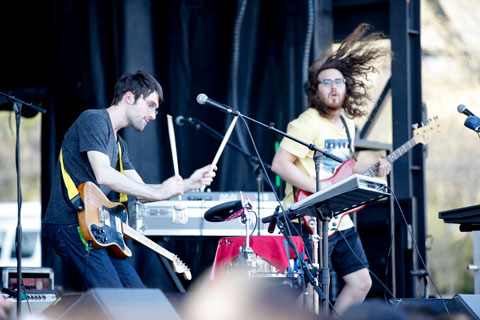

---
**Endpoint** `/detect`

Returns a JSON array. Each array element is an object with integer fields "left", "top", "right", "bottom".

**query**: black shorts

[
  {"left": 291, "top": 222, "right": 369, "bottom": 277},
  {"left": 328, "top": 227, "right": 369, "bottom": 277}
]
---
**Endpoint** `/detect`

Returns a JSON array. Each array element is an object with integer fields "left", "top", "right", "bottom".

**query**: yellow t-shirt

[{"left": 279, "top": 108, "right": 355, "bottom": 231}]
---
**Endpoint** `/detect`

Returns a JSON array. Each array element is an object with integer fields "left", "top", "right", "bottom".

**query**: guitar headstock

[
  {"left": 412, "top": 116, "right": 442, "bottom": 145},
  {"left": 172, "top": 255, "right": 192, "bottom": 280}
]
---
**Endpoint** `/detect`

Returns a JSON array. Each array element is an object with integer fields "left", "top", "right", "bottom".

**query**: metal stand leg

[{"left": 320, "top": 213, "right": 330, "bottom": 315}]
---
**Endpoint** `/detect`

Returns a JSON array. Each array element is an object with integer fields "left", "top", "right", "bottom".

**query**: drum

[
  {"left": 226, "top": 252, "right": 300, "bottom": 278},
  {"left": 211, "top": 235, "right": 306, "bottom": 280}
]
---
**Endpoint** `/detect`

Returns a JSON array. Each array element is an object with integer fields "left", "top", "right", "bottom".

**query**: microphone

[
  {"left": 464, "top": 116, "right": 480, "bottom": 132},
  {"left": 196, "top": 93, "right": 233, "bottom": 114},
  {"left": 457, "top": 105, "right": 480, "bottom": 133},
  {"left": 457, "top": 104, "right": 475, "bottom": 117},
  {"left": 175, "top": 115, "right": 198, "bottom": 127},
  {"left": 267, "top": 205, "right": 281, "bottom": 234},
  {"left": 175, "top": 115, "right": 186, "bottom": 126}
]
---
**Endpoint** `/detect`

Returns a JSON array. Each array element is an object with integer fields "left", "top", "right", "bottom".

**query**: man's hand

[
  {"left": 154, "top": 175, "right": 184, "bottom": 199},
  {"left": 376, "top": 156, "right": 391, "bottom": 177},
  {"left": 184, "top": 164, "right": 217, "bottom": 191}
]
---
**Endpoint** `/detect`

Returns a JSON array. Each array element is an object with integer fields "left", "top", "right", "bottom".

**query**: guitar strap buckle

[{"left": 71, "top": 194, "right": 84, "bottom": 211}]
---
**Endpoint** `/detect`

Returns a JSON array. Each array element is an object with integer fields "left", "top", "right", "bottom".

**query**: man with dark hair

[
  {"left": 272, "top": 24, "right": 391, "bottom": 313},
  {"left": 43, "top": 70, "right": 216, "bottom": 288}
]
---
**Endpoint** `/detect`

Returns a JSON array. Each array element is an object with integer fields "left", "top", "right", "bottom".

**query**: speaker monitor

[
  {"left": 453, "top": 294, "right": 480, "bottom": 319},
  {"left": 43, "top": 288, "right": 180, "bottom": 320},
  {"left": 390, "top": 295, "right": 480, "bottom": 319}
]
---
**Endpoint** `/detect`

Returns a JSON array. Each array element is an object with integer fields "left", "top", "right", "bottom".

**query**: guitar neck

[
  {"left": 122, "top": 223, "right": 176, "bottom": 262},
  {"left": 363, "top": 137, "right": 417, "bottom": 177}
]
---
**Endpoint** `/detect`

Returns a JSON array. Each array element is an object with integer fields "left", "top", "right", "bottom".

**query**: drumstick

[
  {"left": 200, "top": 115, "right": 239, "bottom": 191},
  {"left": 167, "top": 114, "right": 182, "bottom": 200}
]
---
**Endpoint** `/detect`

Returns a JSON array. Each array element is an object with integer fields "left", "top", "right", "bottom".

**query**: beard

[{"left": 317, "top": 94, "right": 345, "bottom": 113}]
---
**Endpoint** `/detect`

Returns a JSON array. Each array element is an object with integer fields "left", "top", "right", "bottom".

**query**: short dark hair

[
  {"left": 111, "top": 70, "right": 163, "bottom": 106},
  {"left": 306, "top": 23, "right": 389, "bottom": 118}
]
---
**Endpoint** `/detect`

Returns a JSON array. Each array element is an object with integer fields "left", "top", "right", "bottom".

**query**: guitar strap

[
  {"left": 59, "top": 142, "right": 128, "bottom": 210},
  {"left": 59, "top": 148, "right": 84, "bottom": 211},
  {"left": 340, "top": 115, "right": 355, "bottom": 159},
  {"left": 116, "top": 141, "right": 129, "bottom": 203}
]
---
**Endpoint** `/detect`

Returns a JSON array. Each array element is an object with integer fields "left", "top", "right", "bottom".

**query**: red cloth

[{"left": 211, "top": 235, "right": 306, "bottom": 279}]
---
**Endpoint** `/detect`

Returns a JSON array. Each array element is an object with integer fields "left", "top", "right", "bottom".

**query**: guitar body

[
  {"left": 296, "top": 159, "right": 365, "bottom": 236},
  {"left": 297, "top": 158, "right": 357, "bottom": 198},
  {"left": 76, "top": 181, "right": 192, "bottom": 280},
  {"left": 77, "top": 181, "right": 132, "bottom": 258}
]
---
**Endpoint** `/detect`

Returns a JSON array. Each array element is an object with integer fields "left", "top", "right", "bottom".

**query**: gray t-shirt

[{"left": 43, "top": 109, "right": 134, "bottom": 224}]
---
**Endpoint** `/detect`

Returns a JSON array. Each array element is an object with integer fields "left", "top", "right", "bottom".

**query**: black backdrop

[
  {"left": 40, "top": 0, "right": 311, "bottom": 195},
  {"left": 1, "top": 0, "right": 322, "bottom": 290}
]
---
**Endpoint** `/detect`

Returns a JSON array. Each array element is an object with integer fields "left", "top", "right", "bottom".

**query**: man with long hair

[{"left": 272, "top": 24, "right": 391, "bottom": 313}]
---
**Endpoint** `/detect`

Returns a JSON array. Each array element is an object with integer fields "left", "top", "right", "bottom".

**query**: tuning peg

[{"left": 412, "top": 123, "right": 419, "bottom": 129}]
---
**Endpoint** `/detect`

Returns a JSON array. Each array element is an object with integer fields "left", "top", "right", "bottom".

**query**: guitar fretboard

[
  {"left": 122, "top": 223, "right": 176, "bottom": 261},
  {"left": 363, "top": 137, "right": 417, "bottom": 177}
]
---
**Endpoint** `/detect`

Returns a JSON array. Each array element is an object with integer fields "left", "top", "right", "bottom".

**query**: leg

[
  {"left": 109, "top": 252, "right": 146, "bottom": 288},
  {"left": 329, "top": 228, "right": 371, "bottom": 314},
  {"left": 334, "top": 268, "right": 371, "bottom": 314},
  {"left": 43, "top": 223, "right": 125, "bottom": 288}
]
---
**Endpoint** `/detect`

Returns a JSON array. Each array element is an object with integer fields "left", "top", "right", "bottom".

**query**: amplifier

[
  {"left": 2, "top": 290, "right": 58, "bottom": 317},
  {"left": 1, "top": 267, "right": 57, "bottom": 316},
  {"left": 128, "top": 191, "right": 281, "bottom": 236},
  {"left": 1, "top": 267, "right": 54, "bottom": 290}
]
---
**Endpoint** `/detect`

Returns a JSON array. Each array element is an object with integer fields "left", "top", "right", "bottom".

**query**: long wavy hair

[{"left": 306, "top": 23, "right": 389, "bottom": 118}]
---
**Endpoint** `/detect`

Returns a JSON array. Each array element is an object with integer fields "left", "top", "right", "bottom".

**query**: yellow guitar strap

[
  {"left": 59, "top": 142, "right": 128, "bottom": 209},
  {"left": 117, "top": 142, "right": 128, "bottom": 203},
  {"left": 59, "top": 148, "right": 84, "bottom": 210}
]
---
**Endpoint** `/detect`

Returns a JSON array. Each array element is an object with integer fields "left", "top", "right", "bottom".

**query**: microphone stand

[
  {"left": 0, "top": 91, "right": 46, "bottom": 317},
  {"left": 199, "top": 99, "right": 342, "bottom": 315},
  {"left": 179, "top": 116, "right": 272, "bottom": 174},
  {"left": 254, "top": 164, "right": 263, "bottom": 236}
]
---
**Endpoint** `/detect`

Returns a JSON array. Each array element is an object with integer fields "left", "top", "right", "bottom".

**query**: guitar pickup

[{"left": 98, "top": 207, "right": 111, "bottom": 227}]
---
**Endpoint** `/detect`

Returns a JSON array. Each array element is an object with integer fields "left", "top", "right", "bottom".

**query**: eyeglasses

[
  {"left": 147, "top": 101, "right": 158, "bottom": 115},
  {"left": 318, "top": 78, "right": 346, "bottom": 87}
]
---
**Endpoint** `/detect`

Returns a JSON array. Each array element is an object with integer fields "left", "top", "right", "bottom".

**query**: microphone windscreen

[
  {"left": 175, "top": 115, "right": 184, "bottom": 126},
  {"left": 196, "top": 93, "right": 208, "bottom": 105}
]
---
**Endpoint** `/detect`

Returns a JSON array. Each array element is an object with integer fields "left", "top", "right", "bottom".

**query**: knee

[{"left": 356, "top": 273, "right": 372, "bottom": 294}]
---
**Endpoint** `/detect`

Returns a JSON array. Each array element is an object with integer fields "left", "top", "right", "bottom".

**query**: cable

[
  {"left": 248, "top": 209, "right": 258, "bottom": 238},
  {"left": 383, "top": 232, "right": 395, "bottom": 302},
  {"left": 301, "top": 0, "right": 314, "bottom": 108},
  {"left": 81, "top": 240, "right": 93, "bottom": 292},
  {"left": 385, "top": 185, "right": 450, "bottom": 315},
  {"left": 238, "top": 116, "right": 294, "bottom": 238},
  {"left": 238, "top": 116, "right": 337, "bottom": 314},
  {"left": 337, "top": 228, "right": 395, "bottom": 299},
  {"left": 21, "top": 283, "right": 31, "bottom": 314},
  {"left": 230, "top": 0, "right": 248, "bottom": 109}
]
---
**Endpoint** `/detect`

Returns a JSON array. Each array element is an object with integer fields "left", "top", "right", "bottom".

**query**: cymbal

[{"left": 204, "top": 200, "right": 245, "bottom": 222}]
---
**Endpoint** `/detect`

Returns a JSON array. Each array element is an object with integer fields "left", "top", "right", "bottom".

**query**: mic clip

[{"left": 465, "top": 116, "right": 480, "bottom": 133}]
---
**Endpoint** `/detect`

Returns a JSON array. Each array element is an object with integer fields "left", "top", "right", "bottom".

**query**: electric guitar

[
  {"left": 77, "top": 181, "right": 192, "bottom": 280},
  {"left": 296, "top": 117, "right": 442, "bottom": 236}
]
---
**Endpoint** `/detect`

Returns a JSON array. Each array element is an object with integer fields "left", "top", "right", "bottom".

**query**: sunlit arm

[
  {"left": 87, "top": 151, "right": 183, "bottom": 203},
  {"left": 271, "top": 147, "right": 316, "bottom": 193}
]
